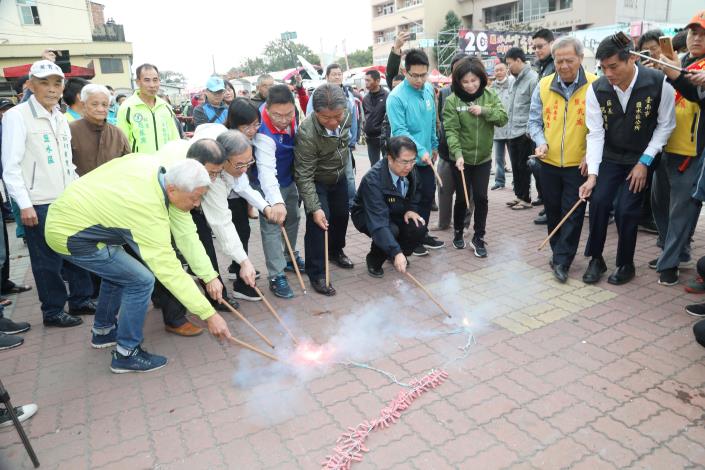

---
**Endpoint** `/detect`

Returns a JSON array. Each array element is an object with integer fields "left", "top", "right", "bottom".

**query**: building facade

[
  {"left": 0, "top": 0, "right": 133, "bottom": 89},
  {"left": 371, "top": 0, "right": 703, "bottom": 67}
]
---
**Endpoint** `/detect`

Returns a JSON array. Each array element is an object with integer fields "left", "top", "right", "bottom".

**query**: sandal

[{"left": 511, "top": 201, "right": 533, "bottom": 210}]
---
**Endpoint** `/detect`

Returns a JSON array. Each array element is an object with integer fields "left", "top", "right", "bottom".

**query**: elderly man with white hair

[
  {"left": 70, "top": 83, "right": 130, "bottom": 176},
  {"left": 45, "top": 143, "right": 233, "bottom": 373}
]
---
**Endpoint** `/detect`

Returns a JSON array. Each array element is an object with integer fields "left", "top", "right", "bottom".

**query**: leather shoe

[
  {"left": 553, "top": 264, "right": 569, "bottom": 283},
  {"left": 332, "top": 251, "right": 354, "bottom": 269},
  {"left": 582, "top": 257, "right": 607, "bottom": 284},
  {"left": 165, "top": 322, "right": 203, "bottom": 337},
  {"left": 608, "top": 264, "right": 635, "bottom": 285},
  {"left": 69, "top": 300, "right": 97, "bottom": 316},
  {"left": 534, "top": 213, "right": 547, "bottom": 225},
  {"left": 43, "top": 311, "right": 83, "bottom": 328},
  {"left": 311, "top": 278, "right": 336, "bottom": 296}
]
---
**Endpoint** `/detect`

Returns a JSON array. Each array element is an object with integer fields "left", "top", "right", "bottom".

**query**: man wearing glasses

[
  {"left": 352, "top": 136, "right": 426, "bottom": 278},
  {"left": 386, "top": 49, "right": 444, "bottom": 256}
]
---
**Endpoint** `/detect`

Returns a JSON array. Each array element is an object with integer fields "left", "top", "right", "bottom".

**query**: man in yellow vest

[
  {"left": 528, "top": 36, "right": 597, "bottom": 283},
  {"left": 649, "top": 11, "right": 705, "bottom": 286}
]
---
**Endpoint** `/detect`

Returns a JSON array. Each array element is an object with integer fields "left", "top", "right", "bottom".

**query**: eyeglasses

[
  {"left": 407, "top": 72, "right": 428, "bottom": 80},
  {"left": 228, "top": 159, "right": 255, "bottom": 170},
  {"left": 397, "top": 158, "right": 416, "bottom": 166},
  {"left": 270, "top": 111, "right": 294, "bottom": 121},
  {"left": 207, "top": 170, "right": 223, "bottom": 180},
  {"left": 239, "top": 122, "right": 260, "bottom": 133}
]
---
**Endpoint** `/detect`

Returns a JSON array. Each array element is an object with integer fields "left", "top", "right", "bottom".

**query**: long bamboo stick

[
  {"left": 431, "top": 161, "right": 443, "bottom": 188},
  {"left": 280, "top": 225, "right": 307, "bottom": 294},
  {"left": 404, "top": 271, "right": 452, "bottom": 318},
  {"left": 218, "top": 299, "right": 275, "bottom": 349},
  {"left": 538, "top": 199, "right": 585, "bottom": 251},
  {"left": 227, "top": 336, "right": 279, "bottom": 361},
  {"left": 324, "top": 230, "right": 330, "bottom": 288},
  {"left": 253, "top": 286, "right": 299, "bottom": 345},
  {"left": 459, "top": 167, "right": 470, "bottom": 208}
]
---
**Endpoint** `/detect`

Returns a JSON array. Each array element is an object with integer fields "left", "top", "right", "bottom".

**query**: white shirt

[
  {"left": 252, "top": 131, "right": 289, "bottom": 205},
  {"left": 1, "top": 95, "right": 73, "bottom": 208},
  {"left": 200, "top": 172, "right": 269, "bottom": 263},
  {"left": 585, "top": 65, "right": 676, "bottom": 175}
]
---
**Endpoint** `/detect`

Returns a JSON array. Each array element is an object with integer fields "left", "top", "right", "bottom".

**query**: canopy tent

[
  {"left": 2, "top": 63, "right": 95, "bottom": 79},
  {"left": 428, "top": 69, "right": 450, "bottom": 84}
]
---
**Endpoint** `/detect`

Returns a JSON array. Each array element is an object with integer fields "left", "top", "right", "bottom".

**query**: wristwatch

[{"left": 638, "top": 154, "right": 654, "bottom": 167}]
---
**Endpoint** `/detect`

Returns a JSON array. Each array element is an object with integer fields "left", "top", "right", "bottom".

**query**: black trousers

[
  {"left": 366, "top": 135, "right": 383, "bottom": 167},
  {"left": 227, "top": 197, "right": 251, "bottom": 279},
  {"left": 367, "top": 220, "right": 428, "bottom": 268},
  {"left": 451, "top": 160, "right": 491, "bottom": 239},
  {"left": 416, "top": 164, "right": 435, "bottom": 229},
  {"left": 507, "top": 135, "right": 534, "bottom": 203},
  {"left": 540, "top": 162, "right": 586, "bottom": 267},
  {"left": 191, "top": 208, "right": 228, "bottom": 303},
  {"left": 585, "top": 160, "right": 647, "bottom": 267},
  {"left": 304, "top": 178, "right": 349, "bottom": 282},
  {"left": 528, "top": 157, "right": 544, "bottom": 201},
  {"left": 640, "top": 154, "right": 660, "bottom": 226}
]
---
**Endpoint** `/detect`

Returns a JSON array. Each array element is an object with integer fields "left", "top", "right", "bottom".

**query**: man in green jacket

[
  {"left": 45, "top": 143, "right": 232, "bottom": 374},
  {"left": 294, "top": 84, "right": 354, "bottom": 296},
  {"left": 117, "top": 63, "right": 180, "bottom": 153}
]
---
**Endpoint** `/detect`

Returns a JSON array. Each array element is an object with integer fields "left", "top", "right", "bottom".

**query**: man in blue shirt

[
  {"left": 386, "top": 49, "right": 444, "bottom": 256},
  {"left": 193, "top": 76, "right": 229, "bottom": 127}
]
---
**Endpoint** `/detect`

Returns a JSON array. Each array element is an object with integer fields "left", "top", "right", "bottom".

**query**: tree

[
  {"left": 238, "top": 57, "right": 268, "bottom": 76},
  {"left": 435, "top": 11, "right": 462, "bottom": 75},
  {"left": 338, "top": 47, "right": 373, "bottom": 69},
  {"left": 263, "top": 39, "right": 320, "bottom": 71},
  {"left": 159, "top": 70, "right": 186, "bottom": 86}
]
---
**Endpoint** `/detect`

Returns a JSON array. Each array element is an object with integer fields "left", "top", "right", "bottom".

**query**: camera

[{"left": 409, "top": 32, "right": 416, "bottom": 41}]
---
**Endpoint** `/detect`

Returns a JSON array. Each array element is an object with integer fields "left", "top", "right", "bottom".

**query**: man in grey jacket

[
  {"left": 504, "top": 47, "right": 539, "bottom": 210},
  {"left": 490, "top": 61, "right": 514, "bottom": 190}
]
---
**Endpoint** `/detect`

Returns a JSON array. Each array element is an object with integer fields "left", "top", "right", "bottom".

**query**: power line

[
  {"left": 35, "top": 1, "right": 89, "bottom": 12},
  {"left": 0, "top": 31, "right": 91, "bottom": 42}
]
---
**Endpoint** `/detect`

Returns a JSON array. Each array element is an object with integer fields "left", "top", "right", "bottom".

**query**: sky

[{"left": 100, "top": 0, "right": 373, "bottom": 87}]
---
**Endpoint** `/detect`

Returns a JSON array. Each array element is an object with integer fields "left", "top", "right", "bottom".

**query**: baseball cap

[
  {"left": 206, "top": 76, "right": 225, "bottom": 92},
  {"left": 29, "top": 60, "right": 65, "bottom": 79},
  {"left": 0, "top": 98, "right": 14, "bottom": 110},
  {"left": 686, "top": 10, "right": 705, "bottom": 30}
]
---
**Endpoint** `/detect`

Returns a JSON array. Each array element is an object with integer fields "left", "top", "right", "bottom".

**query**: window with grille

[
  {"left": 17, "top": 0, "right": 40, "bottom": 25},
  {"left": 100, "top": 58, "right": 124, "bottom": 74}
]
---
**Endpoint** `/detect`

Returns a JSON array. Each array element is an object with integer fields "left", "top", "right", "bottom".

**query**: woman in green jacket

[{"left": 443, "top": 58, "right": 508, "bottom": 257}]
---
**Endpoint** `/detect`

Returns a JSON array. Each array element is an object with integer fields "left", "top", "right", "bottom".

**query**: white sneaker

[{"left": 0, "top": 403, "right": 38, "bottom": 428}]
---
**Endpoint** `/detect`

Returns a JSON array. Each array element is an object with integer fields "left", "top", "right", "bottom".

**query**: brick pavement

[{"left": 1, "top": 148, "right": 705, "bottom": 469}]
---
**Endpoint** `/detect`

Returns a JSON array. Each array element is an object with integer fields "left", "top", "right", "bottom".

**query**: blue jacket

[{"left": 386, "top": 79, "right": 438, "bottom": 166}]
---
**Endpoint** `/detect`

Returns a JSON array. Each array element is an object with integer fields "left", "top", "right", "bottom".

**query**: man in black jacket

[
  {"left": 352, "top": 136, "right": 427, "bottom": 278},
  {"left": 362, "top": 70, "right": 388, "bottom": 167}
]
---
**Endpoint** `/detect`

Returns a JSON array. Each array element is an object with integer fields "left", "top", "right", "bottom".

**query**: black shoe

[
  {"left": 533, "top": 213, "right": 547, "bottom": 225},
  {"left": 490, "top": 184, "right": 504, "bottom": 191},
  {"left": 607, "top": 264, "right": 635, "bottom": 285},
  {"left": 648, "top": 258, "right": 658, "bottom": 269},
  {"left": 68, "top": 300, "right": 97, "bottom": 316},
  {"left": 685, "top": 303, "right": 705, "bottom": 317},
  {"left": 658, "top": 267, "right": 679, "bottom": 286},
  {"left": 453, "top": 230, "right": 465, "bottom": 249},
  {"left": 638, "top": 220, "right": 659, "bottom": 234},
  {"left": 412, "top": 245, "right": 429, "bottom": 256},
  {"left": 311, "top": 278, "right": 336, "bottom": 296},
  {"left": 332, "top": 251, "right": 354, "bottom": 269},
  {"left": 0, "top": 317, "right": 30, "bottom": 334},
  {"left": 423, "top": 235, "right": 445, "bottom": 250},
  {"left": 215, "top": 296, "right": 240, "bottom": 312},
  {"left": 366, "top": 255, "right": 384, "bottom": 278},
  {"left": 430, "top": 201, "right": 439, "bottom": 211},
  {"left": 232, "top": 280, "right": 261, "bottom": 302},
  {"left": 532, "top": 198, "right": 543, "bottom": 207},
  {"left": 43, "top": 311, "right": 83, "bottom": 328},
  {"left": 469, "top": 237, "right": 487, "bottom": 258},
  {"left": 0, "top": 332, "right": 23, "bottom": 350},
  {"left": 553, "top": 264, "right": 569, "bottom": 283},
  {"left": 582, "top": 257, "right": 607, "bottom": 284}
]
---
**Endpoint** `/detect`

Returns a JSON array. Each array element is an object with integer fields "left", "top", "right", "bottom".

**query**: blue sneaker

[
  {"left": 269, "top": 274, "right": 294, "bottom": 299},
  {"left": 284, "top": 251, "right": 306, "bottom": 273},
  {"left": 91, "top": 328, "right": 117, "bottom": 349},
  {"left": 110, "top": 345, "right": 168, "bottom": 374}
]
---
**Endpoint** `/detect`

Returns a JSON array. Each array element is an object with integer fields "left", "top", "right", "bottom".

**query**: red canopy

[
  {"left": 2, "top": 63, "right": 95, "bottom": 79},
  {"left": 428, "top": 69, "right": 450, "bottom": 84}
]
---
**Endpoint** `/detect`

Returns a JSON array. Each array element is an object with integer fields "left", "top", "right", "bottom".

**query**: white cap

[
  {"left": 192, "top": 123, "right": 227, "bottom": 142},
  {"left": 29, "top": 60, "right": 64, "bottom": 79}
]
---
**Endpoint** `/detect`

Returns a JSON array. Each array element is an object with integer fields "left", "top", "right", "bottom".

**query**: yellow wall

[{"left": 0, "top": 0, "right": 93, "bottom": 45}]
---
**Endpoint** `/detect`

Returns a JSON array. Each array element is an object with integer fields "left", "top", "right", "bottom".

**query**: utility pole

[
  {"left": 211, "top": 55, "right": 216, "bottom": 75},
  {"left": 342, "top": 39, "right": 350, "bottom": 71}
]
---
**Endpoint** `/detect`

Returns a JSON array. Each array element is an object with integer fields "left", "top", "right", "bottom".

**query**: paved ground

[{"left": 2, "top": 147, "right": 705, "bottom": 469}]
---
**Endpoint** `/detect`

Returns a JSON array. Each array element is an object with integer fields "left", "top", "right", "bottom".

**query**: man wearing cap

[
  {"left": 117, "top": 63, "right": 180, "bottom": 153},
  {"left": 193, "top": 76, "right": 229, "bottom": 127},
  {"left": 579, "top": 35, "right": 676, "bottom": 285},
  {"left": 1, "top": 60, "right": 94, "bottom": 328},
  {"left": 649, "top": 11, "right": 705, "bottom": 286}
]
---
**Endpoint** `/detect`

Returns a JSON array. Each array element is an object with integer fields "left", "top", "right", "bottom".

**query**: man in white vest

[{"left": 1, "top": 60, "right": 93, "bottom": 328}]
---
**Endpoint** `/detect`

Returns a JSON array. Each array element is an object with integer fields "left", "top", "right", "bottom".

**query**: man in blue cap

[{"left": 193, "top": 76, "right": 229, "bottom": 127}]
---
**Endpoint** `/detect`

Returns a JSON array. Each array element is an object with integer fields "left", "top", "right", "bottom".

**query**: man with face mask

[
  {"left": 579, "top": 34, "right": 676, "bottom": 286},
  {"left": 528, "top": 36, "right": 597, "bottom": 283}
]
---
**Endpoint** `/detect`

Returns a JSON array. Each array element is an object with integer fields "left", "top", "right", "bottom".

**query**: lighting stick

[
  {"left": 280, "top": 225, "right": 307, "bottom": 294},
  {"left": 324, "top": 230, "right": 330, "bottom": 288},
  {"left": 253, "top": 286, "right": 299, "bottom": 345},
  {"left": 218, "top": 299, "right": 275, "bottom": 349},
  {"left": 538, "top": 199, "right": 585, "bottom": 251},
  {"left": 404, "top": 271, "right": 452, "bottom": 318},
  {"left": 227, "top": 336, "right": 279, "bottom": 361}
]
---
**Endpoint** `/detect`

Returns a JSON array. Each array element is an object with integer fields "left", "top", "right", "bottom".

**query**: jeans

[
  {"left": 0, "top": 215, "right": 5, "bottom": 319},
  {"left": 539, "top": 162, "right": 587, "bottom": 267},
  {"left": 452, "top": 161, "right": 491, "bottom": 239},
  {"left": 585, "top": 161, "right": 648, "bottom": 267},
  {"left": 366, "top": 135, "right": 383, "bottom": 167},
  {"left": 305, "top": 178, "right": 349, "bottom": 281},
  {"left": 652, "top": 153, "right": 703, "bottom": 271},
  {"left": 258, "top": 183, "right": 300, "bottom": 279},
  {"left": 62, "top": 245, "right": 155, "bottom": 353},
  {"left": 493, "top": 139, "right": 508, "bottom": 187},
  {"left": 507, "top": 135, "right": 534, "bottom": 202},
  {"left": 437, "top": 158, "right": 473, "bottom": 229},
  {"left": 25, "top": 204, "right": 92, "bottom": 320}
]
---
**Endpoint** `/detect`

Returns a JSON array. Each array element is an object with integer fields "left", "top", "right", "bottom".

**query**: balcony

[{"left": 92, "top": 22, "right": 125, "bottom": 42}]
